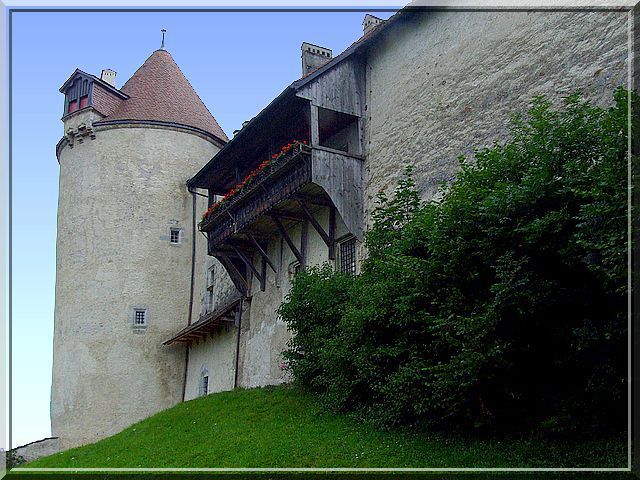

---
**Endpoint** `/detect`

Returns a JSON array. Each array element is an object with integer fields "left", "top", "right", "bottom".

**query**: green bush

[
  {"left": 279, "top": 88, "right": 633, "bottom": 435},
  {"left": 6, "top": 450, "right": 26, "bottom": 470}
]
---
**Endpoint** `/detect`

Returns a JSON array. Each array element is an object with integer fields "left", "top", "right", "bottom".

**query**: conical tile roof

[{"left": 102, "top": 49, "right": 227, "bottom": 143}]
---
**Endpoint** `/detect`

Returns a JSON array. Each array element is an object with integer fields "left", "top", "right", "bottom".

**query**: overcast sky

[{"left": 10, "top": 7, "right": 396, "bottom": 448}]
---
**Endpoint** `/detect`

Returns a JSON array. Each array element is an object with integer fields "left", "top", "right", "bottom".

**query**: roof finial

[{"left": 160, "top": 29, "right": 167, "bottom": 50}]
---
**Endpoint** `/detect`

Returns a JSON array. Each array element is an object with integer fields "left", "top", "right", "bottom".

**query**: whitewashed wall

[{"left": 52, "top": 123, "right": 220, "bottom": 448}]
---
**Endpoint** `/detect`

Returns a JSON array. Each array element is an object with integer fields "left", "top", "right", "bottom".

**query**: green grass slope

[{"left": 24, "top": 385, "right": 625, "bottom": 469}]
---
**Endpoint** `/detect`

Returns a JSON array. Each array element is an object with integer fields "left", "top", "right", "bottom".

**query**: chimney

[
  {"left": 100, "top": 69, "right": 117, "bottom": 88},
  {"left": 363, "top": 14, "right": 384, "bottom": 35},
  {"left": 301, "top": 42, "right": 332, "bottom": 76}
]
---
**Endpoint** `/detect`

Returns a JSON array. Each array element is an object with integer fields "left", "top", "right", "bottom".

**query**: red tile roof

[
  {"left": 101, "top": 49, "right": 228, "bottom": 143},
  {"left": 92, "top": 83, "right": 124, "bottom": 117}
]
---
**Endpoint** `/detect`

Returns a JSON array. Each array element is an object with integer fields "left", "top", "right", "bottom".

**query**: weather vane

[{"left": 160, "top": 29, "right": 167, "bottom": 50}]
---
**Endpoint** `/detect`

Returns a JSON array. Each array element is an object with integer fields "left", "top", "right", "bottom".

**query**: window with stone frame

[
  {"left": 130, "top": 307, "right": 148, "bottom": 333},
  {"left": 170, "top": 228, "right": 181, "bottom": 244},
  {"left": 133, "top": 308, "right": 147, "bottom": 326}
]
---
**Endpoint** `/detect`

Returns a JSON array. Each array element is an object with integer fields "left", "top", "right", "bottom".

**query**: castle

[{"left": 51, "top": 7, "right": 629, "bottom": 448}]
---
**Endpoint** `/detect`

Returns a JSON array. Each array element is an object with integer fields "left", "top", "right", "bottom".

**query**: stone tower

[{"left": 51, "top": 49, "right": 227, "bottom": 448}]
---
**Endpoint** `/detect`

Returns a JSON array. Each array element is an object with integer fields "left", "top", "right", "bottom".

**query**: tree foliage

[{"left": 278, "top": 88, "right": 633, "bottom": 434}]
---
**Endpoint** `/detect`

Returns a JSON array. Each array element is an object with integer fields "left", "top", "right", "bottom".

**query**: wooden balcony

[
  {"left": 200, "top": 144, "right": 313, "bottom": 249},
  {"left": 199, "top": 144, "right": 364, "bottom": 297}
]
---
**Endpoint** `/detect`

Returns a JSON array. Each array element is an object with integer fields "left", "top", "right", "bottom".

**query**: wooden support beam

[
  {"left": 270, "top": 209, "right": 305, "bottom": 222},
  {"left": 234, "top": 300, "right": 242, "bottom": 328},
  {"left": 296, "top": 199, "right": 331, "bottom": 248},
  {"left": 270, "top": 214, "right": 303, "bottom": 265},
  {"left": 246, "top": 234, "right": 277, "bottom": 274},
  {"left": 215, "top": 254, "right": 248, "bottom": 296},
  {"left": 310, "top": 104, "right": 319, "bottom": 147},
  {"left": 300, "top": 218, "right": 308, "bottom": 269},
  {"left": 260, "top": 254, "right": 267, "bottom": 292},
  {"left": 293, "top": 193, "right": 333, "bottom": 207},
  {"left": 229, "top": 244, "right": 264, "bottom": 287},
  {"left": 328, "top": 205, "right": 336, "bottom": 260},
  {"left": 216, "top": 238, "right": 256, "bottom": 254},
  {"left": 242, "top": 229, "right": 273, "bottom": 242}
]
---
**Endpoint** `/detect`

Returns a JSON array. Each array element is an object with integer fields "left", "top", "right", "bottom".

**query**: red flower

[{"left": 201, "top": 139, "right": 307, "bottom": 225}]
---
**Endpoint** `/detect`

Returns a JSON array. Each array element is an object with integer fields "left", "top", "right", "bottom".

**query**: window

[
  {"left": 205, "top": 266, "right": 215, "bottom": 313},
  {"left": 199, "top": 369, "right": 209, "bottom": 397},
  {"left": 170, "top": 228, "right": 181, "bottom": 244},
  {"left": 317, "top": 107, "right": 360, "bottom": 154},
  {"left": 129, "top": 306, "right": 148, "bottom": 332},
  {"left": 134, "top": 308, "right": 147, "bottom": 326},
  {"left": 339, "top": 237, "right": 357, "bottom": 275},
  {"left": 201, "top": 376, "right": 209, "bottom": 396},
  {"left": 64, "top": 76, "right": 93, "bottom": 116},
  {"left": 288, "top": 261, "right": 301, "bottom": 280}
]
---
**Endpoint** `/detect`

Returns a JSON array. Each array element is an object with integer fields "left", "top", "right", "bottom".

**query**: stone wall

[
  {"left": 187, "top": 207, "right": 351, "bottom": 395},
  {"left": 10, "top": 438, "right": 62, "bottom": 463},
  {"left": 195, "top": 9, "right": 630, "bottom": 398},
  {"left": 52, "top": 123, "right": 219, "bottom": 448},
  {"left": 54, "top": 8, "right": 631, "bottom": 444},
  {"left": 364, "top": 10, "right": 629, "bottom": 213},
  {"left": 238, "top": 207, "right": 350, "bottom": 388},
  {"left": 184, "top": 325, "right": 237, "bottom": 401}
]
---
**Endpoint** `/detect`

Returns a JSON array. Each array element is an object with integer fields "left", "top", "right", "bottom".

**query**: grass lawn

[{"left": 20, "top": 385, "right": 625, "bottom": 469}]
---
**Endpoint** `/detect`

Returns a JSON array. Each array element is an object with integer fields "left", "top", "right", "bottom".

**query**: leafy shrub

[
  {"left": 279, "top": 88, "right": 633, "bottom": 435},
  {"left": 6, "top": 450, "right": 26, "bottom": 470}
]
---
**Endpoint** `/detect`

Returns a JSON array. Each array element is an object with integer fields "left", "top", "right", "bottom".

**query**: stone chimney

[
  {"left": 301, "top": 42, "right": 332, "bottom": 76},
  {"left": 363, "top": 14, "right": 384, "bottom": 35},
  {"left": 100, "top": 69, "right": 117, "bottom": 88}
]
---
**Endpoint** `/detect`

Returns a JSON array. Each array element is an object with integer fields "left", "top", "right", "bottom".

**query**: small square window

[
  {"left": 170, "top": 228, "right": 181, "bottom": 244},
  {"left": 134, "top": 309, "right": 147, "bottom": 326}
]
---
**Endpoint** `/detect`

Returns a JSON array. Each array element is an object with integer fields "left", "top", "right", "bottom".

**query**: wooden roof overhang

[
  {"left": 163, "top": 297, "right": 242, "bottom": 346},
  {"left": 186, "top": 7, "right": 405, "bottom": 194},
  {"left": 184, "top": 10, "right": 413, "bottom": 298},
  {"left": 188, "top": 89, "right": 311, "bottom": 194}
]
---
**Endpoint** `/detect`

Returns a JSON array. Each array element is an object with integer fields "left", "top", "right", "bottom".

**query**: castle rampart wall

[{"left": 364, "top": 10, "right": 629, "bottom": 212}]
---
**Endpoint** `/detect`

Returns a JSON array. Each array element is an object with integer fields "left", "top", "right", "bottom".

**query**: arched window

[{"left": 199, "top": 367, "right": 209, "bottom": 397}]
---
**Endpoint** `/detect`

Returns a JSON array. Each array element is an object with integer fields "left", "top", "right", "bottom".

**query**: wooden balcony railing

[
  {"left": 201, "top": 144, "right": 313, "bottom": 250},
  {"left": 200, "top": 144, "right": 365, "bottom": 296}
]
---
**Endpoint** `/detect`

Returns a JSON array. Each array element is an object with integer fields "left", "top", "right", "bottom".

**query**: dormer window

[{"left": 63, "top": 76, "right": 93, "bottom": 116}]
